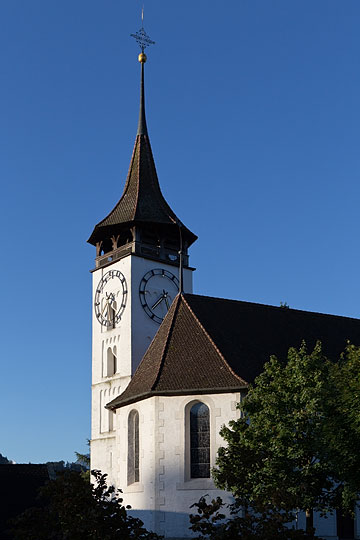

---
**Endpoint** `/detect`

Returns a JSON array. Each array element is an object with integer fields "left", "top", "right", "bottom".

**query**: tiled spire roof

[
  {"left": 88, "top": 61, "right": 197, "bottom": 247},
  {"left": 107, "top": 293, "right": 360, "bottom": 410}
]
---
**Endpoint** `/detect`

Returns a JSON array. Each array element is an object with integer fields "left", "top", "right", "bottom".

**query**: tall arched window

[
  {"left": 106, "top": 346, "right": 117, "bottom": 376},
  {"left": 113, "top": 345, "right": 117, "bottom": 374},
  {"left": 108, "top": 410, "right": 114, "bottom": 432},
  {"left": 127, "top": 410, "right": 139, "bottom": 485},
  {"left": 190, "top": 402, "right": 210, "bottom": 478}
]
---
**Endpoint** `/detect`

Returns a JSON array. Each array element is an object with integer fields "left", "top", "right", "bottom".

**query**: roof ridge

[
  {"left": 182, "top": 295, "right": 247, "bottom": 386},
  {"left": 182, "top": 293, "right": 360, "bottom": 323},
  {"left": 133, "top": 135, "right": 142, "bottom": 221},
  {"left": 150, "top": 294, "right": 182, "bottom": 390}
]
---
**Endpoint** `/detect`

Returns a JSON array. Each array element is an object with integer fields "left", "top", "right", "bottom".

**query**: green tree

[
  {"left": 190, "top": 496, "right": 320, "bottom": 539},
  {"left": 75, "top": 439, "right": 90, "bottom": 480},
  {"left": 11, "top": 469, "right": 161, "bottom": 540},
  {"left": 212, "top": 342, "right": 360, "bottom": 534}
]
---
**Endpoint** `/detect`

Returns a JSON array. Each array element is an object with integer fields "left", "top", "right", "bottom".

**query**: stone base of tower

[{"left": 90, "top": 435, "right": 116, "bottom": 488}]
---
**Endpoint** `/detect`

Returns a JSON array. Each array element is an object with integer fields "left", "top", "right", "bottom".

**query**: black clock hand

[
  {"left": 151, "top": 294, "right": 165, "bottom": 310},
  {"left": 101, "top": 300, "right": 109, "bottom": 316},
  {"left": 163, "top": 291, "right": 170, "bottom": 309}
]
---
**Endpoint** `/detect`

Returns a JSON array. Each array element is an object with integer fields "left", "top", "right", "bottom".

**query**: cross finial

[{"left": 130, "top": 9, "right": 155, "bottom": 54}]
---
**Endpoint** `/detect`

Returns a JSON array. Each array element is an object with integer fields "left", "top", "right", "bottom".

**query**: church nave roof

[{"left": 107, "top": 293, "right": 360, "bottom": 410}]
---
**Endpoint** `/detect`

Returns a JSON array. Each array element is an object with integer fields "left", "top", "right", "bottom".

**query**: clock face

[
  {"left": 139, "top": 268, "right": 179, "bottom": 324},
  {"left": 94, "top": 269, "right": 128, "bottom": 327}
]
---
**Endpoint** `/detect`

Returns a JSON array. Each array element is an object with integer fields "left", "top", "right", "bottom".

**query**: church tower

[{"left": 88, "top": 27, "right": 197, "bottom": 478}]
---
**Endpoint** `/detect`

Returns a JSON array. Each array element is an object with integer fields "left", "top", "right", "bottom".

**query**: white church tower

[{"left": 88, "top": 29, "right": 197, "bottom": 483}]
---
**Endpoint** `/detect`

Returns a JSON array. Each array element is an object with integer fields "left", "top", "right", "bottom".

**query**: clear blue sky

[{"left": 1, "top": 1, "right": 360, "bottom": 464}]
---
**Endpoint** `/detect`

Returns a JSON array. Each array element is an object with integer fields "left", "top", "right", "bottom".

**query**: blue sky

[{"left": 1, "top": 1, "right": 360, "bottom": 463}]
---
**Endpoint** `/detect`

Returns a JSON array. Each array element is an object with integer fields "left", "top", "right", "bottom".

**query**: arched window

[
  {"left": 127, "top": 410, "right": 139, "bottom": 485},
  {"left": 190, "top": 402, "right": 210, "bottom": 478},
  {"left": 106, "top": 346, "right": 117, "bottom": 376},
  {"left": 99, "top": 238, "right": 113, "bottom": 256},
  {"left": 109, "top": 410, "right": 114, "bottom": 432},
  {"left": 113, "top": 345, "right": 117, "bottom": 374},
  {"left": 117, "top": 229, "right": 133, "bottom": 248}
]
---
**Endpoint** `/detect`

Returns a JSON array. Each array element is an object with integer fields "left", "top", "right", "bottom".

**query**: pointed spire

[
  {"left": 131, "top": 14, "right": 154, "bottom": 136},
  {"left": 137, "top": 56, "right": 148, "bottom": 136},
  {"left": 178, "top": 223, "right": 184, "bottom": 293},
  {"left": 88, "top": 19, "right": 197, "bottom": 255}
]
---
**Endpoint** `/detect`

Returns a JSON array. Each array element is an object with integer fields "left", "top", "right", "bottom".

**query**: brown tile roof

[
  {"left": 87, "top": 134, "right": 197, "bottom": 246},
  {"left": 107, "top": 293, "right": 360, "bottom": 410}
]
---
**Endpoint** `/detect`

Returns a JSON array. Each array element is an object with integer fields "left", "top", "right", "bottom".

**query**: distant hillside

[
  {"left": 0, "top": 454, "right": 88, "bottom": 472},
  {"left": 0, "top": 454, "right": 10, "bottom": 464}
]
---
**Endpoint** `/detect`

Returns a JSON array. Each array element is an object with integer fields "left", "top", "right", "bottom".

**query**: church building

[{"left": 88, "top": 26, "right": 360, "bottom": 540}]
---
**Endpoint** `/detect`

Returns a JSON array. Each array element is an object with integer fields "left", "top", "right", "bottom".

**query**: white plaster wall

[
  {"left": 115, "top": 398, "right": 158, "bottom": 533},
  {"left": 91, "top": 253, "right": 193, "bottom": 482},
  {"left": 157, "top": 393, "right": 238, "bottom": 538},
  {"left": 90, "top": 434, "right": 117, "bottom": 487},
  {"left": 115, "top": 393, "right": 239, "bottom": 538}
]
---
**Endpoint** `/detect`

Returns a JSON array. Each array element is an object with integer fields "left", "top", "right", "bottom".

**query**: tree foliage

[
  {"left": 212, "top": 342, "right": 360, "bottom": 532},
  {"left": 190, "top": 496, "right": 320, "bottom": 540},
  {"left": 11, "top": 469, "right": 161, "bottom": 540},
  {"left": 75, "top": 439, "right": 91, "bottom": 480}
]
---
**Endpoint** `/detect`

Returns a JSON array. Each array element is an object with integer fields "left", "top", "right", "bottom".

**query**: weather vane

[{"left": 130, "top": 6, "right": 155, "bottom": 53}]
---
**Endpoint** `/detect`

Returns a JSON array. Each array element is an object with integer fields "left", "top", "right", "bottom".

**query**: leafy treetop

[
  {"left": 212, "top": 342, "right": 360, "bottom": 532},
  {"left": 11, "top": 469, "right": 161, "bottom": 540}
]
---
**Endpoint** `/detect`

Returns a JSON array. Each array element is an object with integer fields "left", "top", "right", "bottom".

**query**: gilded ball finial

[{"left": 138, "top": 52, "right": 147, "bottom": 63}]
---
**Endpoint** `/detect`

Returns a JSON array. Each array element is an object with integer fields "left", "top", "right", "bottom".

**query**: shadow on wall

[
  {"left": 129, "top": 508, "right": 197, "bottom": 539},
  {"left": 129, "top": 506, "right": 348, "bottom": 540}
]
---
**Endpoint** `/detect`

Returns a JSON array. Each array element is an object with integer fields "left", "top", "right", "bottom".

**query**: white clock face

[
  {"left": 94, "top": 270, "right": 128, "bottom": 327},
  {"left": 139, "top": 269, "right": 179, "bottom": 324}
]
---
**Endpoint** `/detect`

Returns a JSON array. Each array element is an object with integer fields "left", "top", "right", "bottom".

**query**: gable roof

[{"left": 107, "top": 293, "right": 360, "bottom": 410}]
